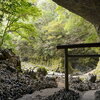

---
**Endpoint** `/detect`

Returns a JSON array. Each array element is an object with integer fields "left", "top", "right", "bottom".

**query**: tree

[
  {"left": 1, "top": 0, "right": 98, "bottom": 73},
  {"left": 0, "top": 0, "right": 41, "bottom": 47},
  {"left": 53, "top": 0, "right": 100, "bottom": 73},
  {"left": 17, "top": 1, "right": 98, "bottom": 73}
]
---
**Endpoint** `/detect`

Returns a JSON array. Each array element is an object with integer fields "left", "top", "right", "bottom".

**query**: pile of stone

[
  {"left": 43, "top": 89, "right": 80, "bottom": 100},
  {"left": 69, "top": 76, "right": 100, "bottom": 91},
  {"left": 69, "top": 77, "right": 90, "bottom": 91},
  {"left": 0, "top": 49, "right": 57, "bottom": 100}
]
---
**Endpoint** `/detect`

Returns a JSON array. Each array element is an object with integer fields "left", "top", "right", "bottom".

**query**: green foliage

[
  {"left": 37, "top": 67, "right": 47, "bottom": 76},
  {"left": 94, "top": 61, "right": 100, "bottom": 79},
  {"left": 0, "top": 0, "right": 99, "bottom": 73},
  {"left": 68, "top": 63, "right": 74, "bottom": 74},
  {"left": 0, "top": 0, "right": 41, "bottom": 47},
  {"left": 18, "top": 0, "right": 99, "bottom": 73}
]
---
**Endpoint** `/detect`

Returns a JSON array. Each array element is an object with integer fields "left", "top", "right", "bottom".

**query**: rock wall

[{"left": 53, "top": 0, "right": 100, "bottom": 26}]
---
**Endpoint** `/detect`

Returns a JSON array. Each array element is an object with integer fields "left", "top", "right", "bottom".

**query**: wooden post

[
  {"left": 64, "top": 48, "right": 69, "bottom": 90},
  {"left": 57, "top": 43, "right": 100, "bottom": 91}
]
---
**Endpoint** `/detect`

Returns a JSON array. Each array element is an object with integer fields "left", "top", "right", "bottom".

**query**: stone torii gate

[{"left": 57, "top": 42, "right": 100, "bottom": 90}]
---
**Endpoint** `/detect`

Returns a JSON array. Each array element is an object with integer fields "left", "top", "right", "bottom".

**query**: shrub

[{"left": 37, "top": 67, "right": 47, "bottom": 76}]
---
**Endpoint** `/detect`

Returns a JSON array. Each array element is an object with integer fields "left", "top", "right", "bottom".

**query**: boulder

[
  {"left": 0, "top": 49, "right": 21, "bottom": 72},
  {"left": 88, "top": 73, "right": 97, "bottom": 83}
]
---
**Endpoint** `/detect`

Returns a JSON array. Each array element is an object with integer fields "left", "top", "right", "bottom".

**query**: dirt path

[
  {"left": 17, "top": 88, "right": 63, "bottom": 100},
  {"left": 81, "top": 90, "right": 96, "bottom": 100}
]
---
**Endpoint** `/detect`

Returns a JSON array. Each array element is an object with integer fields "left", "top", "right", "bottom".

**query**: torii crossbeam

[{"left": 57, "top": 42, "right": 100, "bottom": 90}]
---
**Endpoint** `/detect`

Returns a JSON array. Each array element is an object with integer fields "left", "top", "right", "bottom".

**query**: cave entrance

[{"left": 57, "top": 42, "right": 100, "bottom": 90}]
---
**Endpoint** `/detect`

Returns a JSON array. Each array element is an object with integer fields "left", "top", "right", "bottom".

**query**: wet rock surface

[{"left": 0, "top": 49, "right": 57, "bottom": 100}]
